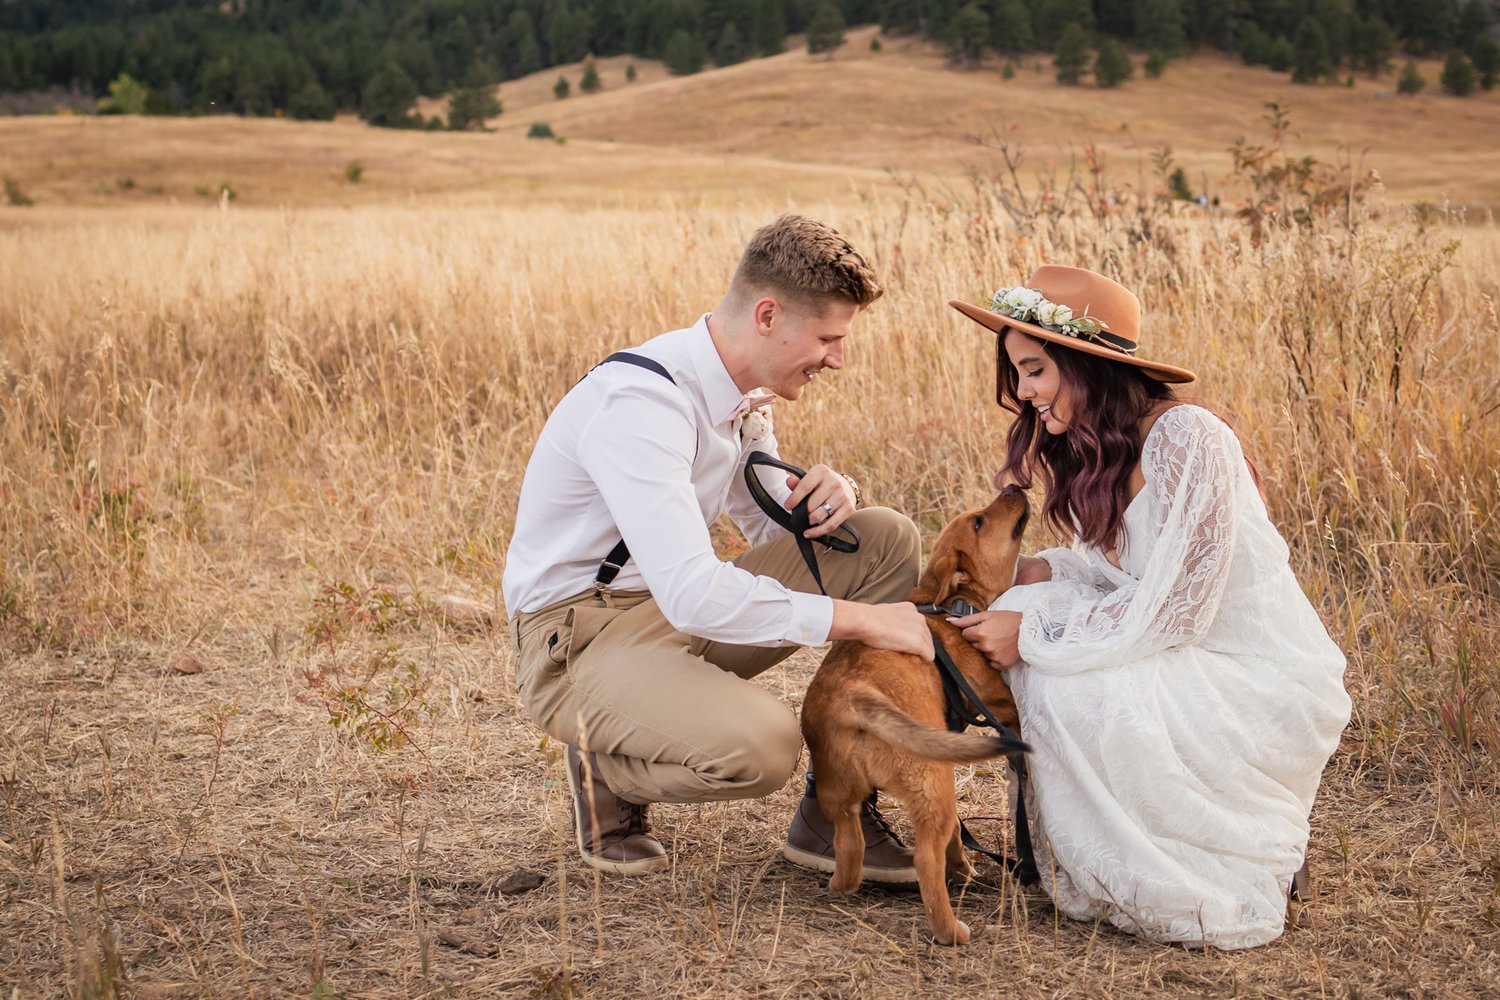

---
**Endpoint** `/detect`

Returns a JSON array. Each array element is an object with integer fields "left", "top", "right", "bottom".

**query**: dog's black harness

[
  {"left": 590, "top": 352, "right": 858, "bottom": 595},
  {"left": 916, "top": 598, "right": 1040, "bottom": 886}
]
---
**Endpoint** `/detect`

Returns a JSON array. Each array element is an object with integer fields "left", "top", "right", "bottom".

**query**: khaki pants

[{"left": 509, "top": 506, "right": 920, "bottom": 805}]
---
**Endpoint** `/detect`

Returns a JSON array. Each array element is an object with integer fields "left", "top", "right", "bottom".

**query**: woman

[{"left": 947, "top": 265, "right": 1351, "bottom": 949}]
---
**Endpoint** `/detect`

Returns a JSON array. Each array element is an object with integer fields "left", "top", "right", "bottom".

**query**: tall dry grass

[
  {"left": 2, "top": 165, "right": 1498, "bottom": 994},
  {"left": 3, "top": 193, "right": 1497, "bottom": 757}
]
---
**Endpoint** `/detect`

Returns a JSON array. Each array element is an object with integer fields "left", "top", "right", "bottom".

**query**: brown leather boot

[
  {"left": 781, "top": 774, "right": 918, "bottom": 884},
  {"left": 565, "top": 745, "right": 668, "bottom": 875},
  {"left": 1289, "top": 857, "right": 1313, "bottom": 902}
]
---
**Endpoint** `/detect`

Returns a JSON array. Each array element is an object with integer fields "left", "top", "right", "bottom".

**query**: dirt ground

[{"left": 4, "top": 609, "right": 1495, "bottom": 999}]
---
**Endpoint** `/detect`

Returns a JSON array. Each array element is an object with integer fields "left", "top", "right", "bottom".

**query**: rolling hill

[{"left": 2, "top": 26, "right": 1497, "bottom": 210}]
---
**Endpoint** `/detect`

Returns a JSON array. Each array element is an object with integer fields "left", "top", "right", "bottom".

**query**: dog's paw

[{"left": 933, "top": 919, "right": 971, "bottom": 946}]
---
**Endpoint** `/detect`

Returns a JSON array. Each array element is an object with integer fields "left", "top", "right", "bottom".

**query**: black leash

[
  {"left": 916, "top": 600, "right": 1040, "bottom": 886},
  {"left": 588, "top": 353, "right": 859, "bottom": 595},
  {"left": 741, "top": 451, "right": 859, "bottom": 597}
]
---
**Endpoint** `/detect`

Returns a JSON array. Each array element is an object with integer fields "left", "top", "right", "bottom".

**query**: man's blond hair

[{"left": 728, "top": 214, "right": 883, "bottom": 312}]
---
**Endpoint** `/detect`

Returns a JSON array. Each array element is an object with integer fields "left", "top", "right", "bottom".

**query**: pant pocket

[{"left": 550, "top": 604, "right": 625, "bottom": 668}]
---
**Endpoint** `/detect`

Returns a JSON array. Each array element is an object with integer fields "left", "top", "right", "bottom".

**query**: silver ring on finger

[{"left": 821, "top": 501, "right": 834, "bottom": 518}]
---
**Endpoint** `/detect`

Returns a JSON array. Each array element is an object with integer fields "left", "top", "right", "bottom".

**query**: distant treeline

[{"left": 1, "top": 0, "right": 1495, "bottom": 122}]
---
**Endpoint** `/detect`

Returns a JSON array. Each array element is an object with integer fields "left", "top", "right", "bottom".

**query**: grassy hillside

[
  {"left": 2, "top": 29, "right": 1498, "bottom": 210},
  {"left": 3, "top": 27, "right": 1500, "bottom": 999}
]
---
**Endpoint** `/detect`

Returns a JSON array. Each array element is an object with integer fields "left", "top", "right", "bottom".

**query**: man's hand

[
  {"left": 948, "top": 610, "right": 1022, "bottom": 670},
  {"left": 785, "top": 464, "right": 858, "bottom": 539},
  {"left": 829, "top": 600, "right": 934, "bottom": 661},
  {"left": 1015, "top": 555, "right": 1052, "bottom": 586}
]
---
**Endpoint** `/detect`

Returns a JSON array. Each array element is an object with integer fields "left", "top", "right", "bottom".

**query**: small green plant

[
  {"left": 1227, "top": 102, "right": 1380, "bottom": 243},
  {"left": 301, "top": 647, "right": 434, "bottom": 753},
  {"left": 553, "top": 75, "right": 570, "bottom": 99},
  {"left": 527, "top": 121, "right": 555, "bottom": 139},
  {"left": 1002, "top": 60, "right": 1016, "bottom": 80},
  {"left": 1145, "top": 49, "right": 1166, "bottom": 78},
  {"left": 625, "top": 63, "right": 637, "bottom": 82},
  {"left": 4, "top": 177, "right": 33, "bottom": 206},
  {"left": 870, "top": 36, "right": 882, "bottom": 52},
  {"left": 300, "top": 582, "right": 436, "bottom": 753},
  {"left": 116, "top": 177, "right": 136, "bottom": 191},
  {"left": 580, "top": 55, "right": 601, "bottom": 93},
  {"left": 217, "top": 181, "right": 237, "bottom": 202},
  {"left": 344, "top": 160, "right": 364, "bottom": 183}
]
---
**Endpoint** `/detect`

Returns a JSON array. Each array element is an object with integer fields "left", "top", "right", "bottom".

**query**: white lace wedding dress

[{"left": 991, "top": 404, "right": 1351, "bottom": 949}]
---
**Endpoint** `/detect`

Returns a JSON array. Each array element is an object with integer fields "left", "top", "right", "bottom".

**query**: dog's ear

[{"left": 932, "top": 563, "right": 971, "bottom": 608}]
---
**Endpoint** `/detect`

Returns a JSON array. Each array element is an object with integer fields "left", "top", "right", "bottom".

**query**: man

[{"left": 503, "top": 215, "right": 932, "bottom": 880}]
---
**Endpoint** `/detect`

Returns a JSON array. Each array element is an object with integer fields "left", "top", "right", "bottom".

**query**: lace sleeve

[
  {"left": 1015, "top": 407, "right": 1240, "bottom": 676},
  {"left": 1036, "top": 545, "right": 1115, "bottom": 591}
]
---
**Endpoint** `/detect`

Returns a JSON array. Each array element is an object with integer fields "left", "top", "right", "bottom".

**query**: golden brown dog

[{"left": 801, "top": 488, "right": 1031, "bottom": 945}]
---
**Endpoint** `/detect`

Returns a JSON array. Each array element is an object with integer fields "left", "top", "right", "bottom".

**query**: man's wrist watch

[{"left": 840, "top": 473, "right": 862, "bottom": 507}]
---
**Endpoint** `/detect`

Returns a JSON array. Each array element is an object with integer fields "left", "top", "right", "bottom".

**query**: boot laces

[
  {"left": 620, "top": 800, "right": 652, "bottom": 837},
  {"left": 861, "top": 799, "right": 906, "bottom": 848}
]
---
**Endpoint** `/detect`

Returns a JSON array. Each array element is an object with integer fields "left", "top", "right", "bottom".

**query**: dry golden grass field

[{"left": 2, "top": 30, "right": 1500, "bottom": 1000}]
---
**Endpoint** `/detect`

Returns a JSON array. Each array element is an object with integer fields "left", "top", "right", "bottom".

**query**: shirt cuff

[{"left": 785, "top": 591, "right": 834, "bottom": 646}]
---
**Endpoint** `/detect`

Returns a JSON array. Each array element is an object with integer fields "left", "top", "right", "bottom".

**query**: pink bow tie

[{"left": 732, "top": 393, "right": 775, "bottom": 422}]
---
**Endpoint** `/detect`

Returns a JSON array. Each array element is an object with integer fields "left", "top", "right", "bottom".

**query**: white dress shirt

[{"left": 501, "top": 315, "right": 835, "bottom": 647}]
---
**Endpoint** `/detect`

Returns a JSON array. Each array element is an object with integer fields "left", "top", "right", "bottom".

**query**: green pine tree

[
  {"left": 753, "top": 0, "right": 788, "bottom": 56},
  {"left": 990, "top": 0, "right": 1035, "bottom": 56},
  {"left": 448, "top": 84, "right": 501, "bottom": 129},
  {"left": 1397, "top": 59, "right": 1425, "bottom": 94},
  {"left": 1036, "top": 0, "right": 1095, "bottom": 49},
  {"left": 1440, "top": 50, "right": 1475, "bottom": 94},
  {"left": 502, "top": 11, "right": 544, "bottom": 78},
  {"left": 288, "top": 80, "right": 336, "bottom": 120},
  {"left": 1145, "top": 47, "right": 1167, "bottom": 77},
  {"left": 715, "top": 22, "right": 747, "bottom": 67},
  {"left": 1458, "top": 0, "right": 1494, "bottom": 55},
  {"left": 1354, "top": 15, "right": 1395, "bottom": 77},
  {"left": 947, "top": 3, "right": 990, "bottom": 68},
  {"left": 580, "top": 54, "right": 601, "bottom": 92},
  {"left": 1134, "top": 0, "right": 1188, "bottom": 58},
  {"left": 1054, "top": 22, "right": 1091, "bottom": 83},
  {"left": 663, "top": 30, "right": 706, "bottom": 75},
  {"left": 360, "top": 63, "right": 418, "bottom": 127},
  {"left": 1238, "top": 24, "right": 1272, "bottom": 65},
  {"left": 1292, "top": 17, "right": 1332, "bottom": 82},
  {"left": 1267, "top": 36, "right": 1295, "bottom": 72},
  {"left": 553, "top": 74, "right": 570, "bottom": 98},
  {"left": 1312, "top": 0, "right": 1354, "bottom": 71},
  {"left": 1471, "top": 36, "right": 1500, "bottom": 89},
  {"left": 1094, "top": 37, "right": 1135, "bottom": 86},
  {"left": 807, "top": 3, "right": 848, "bottom": 55}
]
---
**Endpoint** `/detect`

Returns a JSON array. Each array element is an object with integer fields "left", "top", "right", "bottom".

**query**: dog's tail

[{"left": 850, "top": 692, "right": 1029, "bottom": 764}]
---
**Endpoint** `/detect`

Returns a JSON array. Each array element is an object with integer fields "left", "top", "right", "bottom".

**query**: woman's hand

[
  {"left": 948, "top": 610, "right": 1022, "bottom": 670},
  {"left": 1015, "top": 555, "right": 1052, "bottom": 586}
]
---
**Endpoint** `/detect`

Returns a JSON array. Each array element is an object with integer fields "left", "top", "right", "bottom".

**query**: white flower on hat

[
  {"left": 989, "top": 286, "right": 1113, "bottom": 346},
  {"left": 1002, "top": 287, "right": 1044, "bottom": 315}
]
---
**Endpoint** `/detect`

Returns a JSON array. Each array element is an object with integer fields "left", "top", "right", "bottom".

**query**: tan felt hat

[{"left": 949, "top": 265, "right": 1196, "bottom": 384}]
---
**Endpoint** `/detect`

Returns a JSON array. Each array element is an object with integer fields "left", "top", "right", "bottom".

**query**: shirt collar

[{"left": 686, "top": 313, "right": 753, "bottom": 426}]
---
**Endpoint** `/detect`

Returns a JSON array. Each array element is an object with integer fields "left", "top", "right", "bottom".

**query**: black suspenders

[{"left": 590, "top": 353, "right": 674, "bottom": 588}]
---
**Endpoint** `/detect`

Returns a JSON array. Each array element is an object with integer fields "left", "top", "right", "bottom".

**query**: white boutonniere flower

[{"left": 737, "top": 391, "right": 776, "bottom": 444}]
